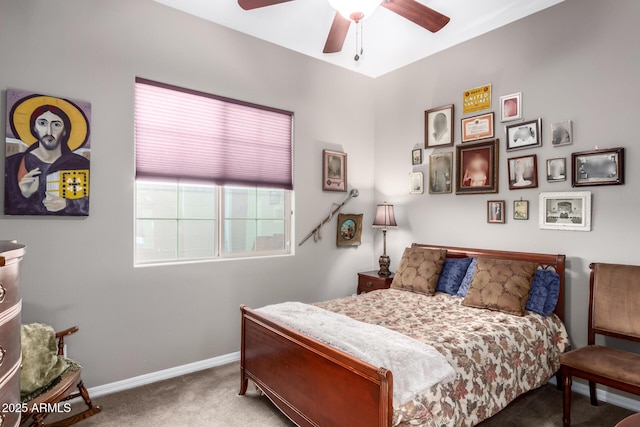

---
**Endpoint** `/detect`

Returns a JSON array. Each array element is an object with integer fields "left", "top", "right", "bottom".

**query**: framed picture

[
  {"left": 455, "top": 139, "right": 499, "bottom": 195},
  {"left": 507, "top": 154, "right": 538, "bottom": 190},
  {"left": 571, "top": 147, "right": 624, "bottom": 187},
  {"left": 425, "top": 104, "right": 454, "bottom": 148},
  {"left": 412, "top": 148, "right": 422, "bottom": 165},
  {"left": 547, "top": 158, "right": 567, "bottom": 182},
  {"left": 499, "top": 92, "right": 522, "bottom": 122},
  {"left": 462, "top": 84, "right": 491, "bottom": 115},
  {"left": 322, "top": 149, "right": 347, "bottom": 192},
  {"left": 5, "top": 88, "right": 92, "bottom": 216},
  {"left": 336, "top": 213, "right": 362, "bottom": 247},
  {"left": 513, "top": 200, "right": 529, "bottom": 220},
  {"left": 505, "top": 118, "right": 542, "bottom": 151},
  {"left": 461, "top": 112, "right": 494, "bottom": 143},
  {"left": 409, "top": 172, "right": 424, "bottom": 194},
  {"left": 539, "top": 191, "right": 592, "bottom": 231},
  {"left": 487, "top": 200, "right": 505, "bottom": 224},
  {"left": 429, "top": 152, "right": 452, "bottom": 194},
  {"left": 551, "top": 120, "right": 573, "bottom": 146}
]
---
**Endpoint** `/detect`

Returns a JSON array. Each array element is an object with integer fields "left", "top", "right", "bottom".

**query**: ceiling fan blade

[
  {"left": 238, "top": 0, "right": 295, "bottom": 11},
  {"left": 381, "top": 0, "right": 450, "bottom": 32},
  {"left": 323, "top": 12, "right": 351, "bottom": 54}
]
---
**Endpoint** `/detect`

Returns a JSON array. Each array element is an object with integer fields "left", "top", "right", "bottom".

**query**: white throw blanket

[{"left": 257, "top": 301, "right": 456, "bottom": 406}]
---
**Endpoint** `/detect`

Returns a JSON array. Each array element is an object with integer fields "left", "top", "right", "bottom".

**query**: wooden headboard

[{"left": 412, "top": 244, "right": 566, "bottom": 321}]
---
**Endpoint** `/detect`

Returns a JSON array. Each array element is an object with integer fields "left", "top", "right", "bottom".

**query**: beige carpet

[{"left": 49, "top": 362, "right": 633, "bottom": 426}]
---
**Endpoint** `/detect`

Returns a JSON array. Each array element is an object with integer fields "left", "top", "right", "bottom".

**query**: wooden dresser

[{"left": 0, "top": 241, "right": 25, "bottom": 427}]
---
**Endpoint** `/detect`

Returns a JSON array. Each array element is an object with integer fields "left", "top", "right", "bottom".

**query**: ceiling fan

[{"left": 238, "top": 0, "right": 450, "bottom": 54}]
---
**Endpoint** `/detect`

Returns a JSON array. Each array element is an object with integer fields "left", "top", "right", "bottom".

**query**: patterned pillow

[
  {"left": 462, "top": 257, "right": 538, "bottom": 316},
  {"left": 391, "top": 247, "right": 447, "bottom": 296},
  {"left": 455, "top": 258, "right": 477, "bottom": 297},
  {"left": 436, "top": 257, "right": 473, "bottom": 295}
]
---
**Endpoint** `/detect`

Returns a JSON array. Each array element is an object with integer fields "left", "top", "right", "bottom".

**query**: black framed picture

[
  {"left": 571, "top": 147, "right": 624, "bottom": 187},
  {"left": 425, "top": 104, "right": 454, "bottom": 148},
  {"left": 505, "top": 119, "right": 542, "bottom": 151},
  {"left": 412, "top": 148, "right": 422, "bottom": 165}
]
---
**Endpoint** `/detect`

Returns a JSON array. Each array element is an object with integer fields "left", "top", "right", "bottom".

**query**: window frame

[{"left": 134, "top": 180, "right": 293, "bottom": 266}]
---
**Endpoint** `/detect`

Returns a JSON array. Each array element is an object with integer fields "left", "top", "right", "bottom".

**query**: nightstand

[{"left": 357, "top": 271, "right": 395, "bottom": 294}]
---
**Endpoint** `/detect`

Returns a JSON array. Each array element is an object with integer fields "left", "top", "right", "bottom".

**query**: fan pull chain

[{"left": 354, "top": 20, "right": 363, "bottom": 62}]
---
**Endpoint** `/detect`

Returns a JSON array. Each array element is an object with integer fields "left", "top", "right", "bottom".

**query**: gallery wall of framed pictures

[{"left": 410, "top": 82, "right": 625, "bottom": 230}]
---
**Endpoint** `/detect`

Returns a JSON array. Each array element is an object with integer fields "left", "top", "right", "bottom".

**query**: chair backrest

[{"left": 589, "top": 263, "right": 640, "bottom": 344}]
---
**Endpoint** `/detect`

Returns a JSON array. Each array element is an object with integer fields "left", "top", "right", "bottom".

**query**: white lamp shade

[
  {"left": 372, "top": 203, "right": 398, "bottom": 229},
  {"left": 328, "top": 0, "right": 383, "bottom": 21}
]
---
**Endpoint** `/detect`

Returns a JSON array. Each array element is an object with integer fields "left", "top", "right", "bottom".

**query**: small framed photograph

[
  {"left": 410, "top": 172, "right": 424, "bottom": 194},
  {"left": 455, "top": 139, "right": 499, "bottom": 195},
  {"left": 513, "top": 200, "right": 529, "bottom": 220},
  {"left": 571, "top": 147, "right": 624, "bottom": 187},
  {"left": 425, "top": 104, "right": 454, "bottom": 148},
  {"left": 412, "top": 148, "right": 423, "bottom": 165},
  {"left": 539, "top": 191, "right": 592, "bottom": 231},
  {"left": 505, "top": 118, "right": 542, "bottom": 151},
  {"left": 547, "top": 158, "right": 567, "bottom": 182},
  {"left": 429, "top": 152, "right": 452, "bottom": 194},
  {"left": 487, "top": 200, "right": 505, "bottom": 224},
  {"left": 507, "top": 154, "right": 538, "bottom": 190},
  {"left": 500, "top": 92, "right": 522, "bottom": 122},
  {"left": 322, "top": 149, "right": 347, "bottom": 192},
  {"left": 461, "top": 112, "right": 494, "bottom": 143},
  {"left": 551, "top": 120, "right": 573, "bottom": 146},
  {"left": 336, "top": 213, "right": 362, "bottom": 247}
]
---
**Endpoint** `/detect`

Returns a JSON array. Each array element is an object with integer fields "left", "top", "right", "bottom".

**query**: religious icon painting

[{"left": 5, "top": 89, "right": 91, "bottom": 216}]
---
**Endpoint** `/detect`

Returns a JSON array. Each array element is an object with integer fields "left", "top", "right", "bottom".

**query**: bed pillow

[
  {"left": 455, "top": 258, "right": 477, "bottom": 297},
  {"left": 525, "top": 269, "right": 561, "bottom": 316},
  {"left": 436, "top": 257, "right": 473, "bottom": 295},
  {"left": 391, "top": 247, "right": 447, "bottom": 296},
  {"left": 462, "top": 258, "right": 538, "bottom": 316}
]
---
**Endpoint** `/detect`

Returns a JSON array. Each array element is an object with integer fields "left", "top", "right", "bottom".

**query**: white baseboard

[
  {"left": 86, "top": 351, "right": 240, "bottom": 398},
  {"left": 549, "top": 377, "right": 640, "bottom": 412}
]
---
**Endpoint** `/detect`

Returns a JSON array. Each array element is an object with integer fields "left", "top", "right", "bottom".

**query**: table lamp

[{"left": 372, "top": 202, "right": 397, "bottom": 277}]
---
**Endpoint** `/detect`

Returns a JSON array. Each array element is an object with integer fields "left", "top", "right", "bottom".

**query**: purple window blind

[{"left": 135, "top": 78, "right": 293, "bottom": 190}]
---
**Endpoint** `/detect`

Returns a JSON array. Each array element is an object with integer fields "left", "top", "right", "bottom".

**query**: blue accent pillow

[
  {"left": 455, "top": 258, "right": 477, "bottom": 297},
  {"left": 436, "top": 257, "right": 473, "bottom": 295},
  {"left": 526, "top": 269, "right": 561, "bottom": 316}
]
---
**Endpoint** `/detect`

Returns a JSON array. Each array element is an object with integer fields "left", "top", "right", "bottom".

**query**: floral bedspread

[{"left": 314, "top": 289, "right": 569, "bottom": 427}]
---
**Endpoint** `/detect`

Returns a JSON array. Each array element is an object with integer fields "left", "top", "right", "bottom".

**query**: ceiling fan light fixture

[{"left": 328, "top": 0, "right": 382, "bottom": 22}]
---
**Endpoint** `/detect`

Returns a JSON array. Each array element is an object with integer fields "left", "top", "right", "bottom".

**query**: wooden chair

[
  {"left": 560, "top": 263, "right": 640, "bottom": 427},
  {"left": 21, "top": 326, "right": 101, "bottom": 427}
]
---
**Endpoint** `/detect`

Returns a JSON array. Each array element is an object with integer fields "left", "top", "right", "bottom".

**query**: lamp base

[{"left": 378, "top": 254, "right": 391, "bottom": 277}]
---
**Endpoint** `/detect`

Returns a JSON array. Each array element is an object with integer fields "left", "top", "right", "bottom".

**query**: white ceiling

[{"left": 153, "top": 0, "right": 564, "bottom": 78}]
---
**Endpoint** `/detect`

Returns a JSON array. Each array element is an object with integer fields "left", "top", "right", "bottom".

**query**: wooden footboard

[{"left": 239, "top": 305, "right": 393, "bottom": 427}]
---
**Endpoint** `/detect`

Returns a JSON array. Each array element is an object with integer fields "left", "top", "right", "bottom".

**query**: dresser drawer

[
  {"left": 0, "top": 309, "right": 21, "bottom": 383},
  {"left": 0, "top": 263, "right": 21, "bottom": 311},
  {"left": 0, "top": 365, "right": 21, "bottom": 427}
]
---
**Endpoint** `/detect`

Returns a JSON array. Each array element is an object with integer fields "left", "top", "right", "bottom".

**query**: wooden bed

[{"left": 239, "top": 244, "right": 566, "bottom": 427}]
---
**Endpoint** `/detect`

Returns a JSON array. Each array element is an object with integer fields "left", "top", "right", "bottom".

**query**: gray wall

[
  {"left": 374, "top": 0, "right": 640, "bottom": 354},
  {"left": 1, "top": 0, "right": 639, "bottom": 391},
  {"left": 0, "top": 0, "right": 377, "bottom": 386}
]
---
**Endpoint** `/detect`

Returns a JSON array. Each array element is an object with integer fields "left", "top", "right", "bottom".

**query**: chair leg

[
  {"left": 589, "top": 381, "right": 598, "bottom": 406},
  {"left": 77, "top": 381, "right": 95, "bottom": 409},
  {"left": 562, "top": 369, "right": 572, "bottom": 427},
  {"left": 556, "top": 371, "right": 563, "bottom": 391}
]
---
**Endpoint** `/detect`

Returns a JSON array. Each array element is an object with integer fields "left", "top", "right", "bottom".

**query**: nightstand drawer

[{"left": 357, "top": 271, "right": 394, "bottom": 294}]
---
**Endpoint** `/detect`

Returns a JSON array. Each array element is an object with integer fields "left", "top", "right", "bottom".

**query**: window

[{"left": 134, "top": 79, "right": 293, "bottom": 265}]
